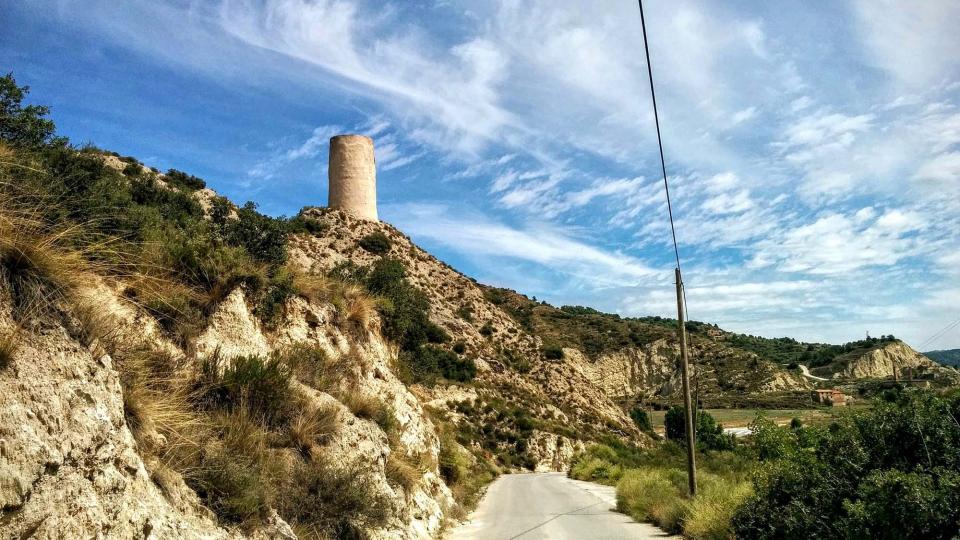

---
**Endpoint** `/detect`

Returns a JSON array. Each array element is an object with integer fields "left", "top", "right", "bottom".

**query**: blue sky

[{"left": 3, "top": 0, "right": 959, "bottom": 348}]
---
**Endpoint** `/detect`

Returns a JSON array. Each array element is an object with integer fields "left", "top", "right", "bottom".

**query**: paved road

[{"left": 446, "top": 472, "right": 676, "bottom": 540}]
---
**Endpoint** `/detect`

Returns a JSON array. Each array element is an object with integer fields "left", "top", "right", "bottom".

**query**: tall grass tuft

[{"left": 0, "top": 206, "right": 89, "bottom": 318}]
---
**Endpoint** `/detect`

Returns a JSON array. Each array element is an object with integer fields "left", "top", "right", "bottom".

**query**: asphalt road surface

[{"left": 446, "top": 472, "right": 677, "bottom": 540}]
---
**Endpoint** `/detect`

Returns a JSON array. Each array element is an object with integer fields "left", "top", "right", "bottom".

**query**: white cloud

[
  {"left": 730, "top": 106, "right": 757, "bottom": 126},
  {"left": 852, "top": 0, "right": 960, "bottom": 88},
  {"left": 756, "top": 208, "right": 928, "bottom": 275},
  {"left": 914, "top": 151, "right": 960, "bottom": 183},
  {"left": 248, "top": 124, "right": 342, "bottom": 179},
  {"left": 386, "top": 203, "right": 661, "bottom": 286}
]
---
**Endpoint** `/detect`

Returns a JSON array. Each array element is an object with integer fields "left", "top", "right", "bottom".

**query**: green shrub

[
  {"left": 286, "top": 214, "right": 327, "bottom": 235},
  {"left": 542, "top": 344, "right": 563, "bottom": 360},
  {"left": 479, "top": 322, "right": 494, "bottom": 337},
  {"left": 122, "top": 161, "right": 141, "bottom": 176},
  {"left": 630, "top": 408, "right": 654, "bottom": 433},
  {"left": 841, "top": 468, "right": 960, "bottom": 539},
  {"left": 399, "top": 345, "right": 476, "bottom": 385},
  {"left": 196, "top": 353, "right": 293, "bottom": 427},
  {"left": 733, "top": 390, "right": 960, "bottom": 539},
  {"left": 358, "top": 232, "right": 391, "bottom": 254},
  {"left": 696, "top": 411, "right": 736, "bottom": 451},
  {"left": 455, "top": 305, "right": 473, "bottom": 322},
  {"left": 279, "top": 459, "right": 392, "bottom": 539},
  {"left": 165, "top": 168, "right": 206, "bottom": 190},
  {"left": 664, "top": 406, "right": 686, "bottom": 441},
  {"left": 664, "top": 407, "right": 735, "bottom": 451},
  {"left": 225, "top": 202, "right": 288, "bottom": 265},
  {"left": 452, "top": 342, "right": 466, "bottom": 354}
]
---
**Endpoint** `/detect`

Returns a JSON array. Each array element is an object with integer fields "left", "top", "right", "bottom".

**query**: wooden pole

[{"left": 675, "top": 267, "right": 697, "bottom": 497}]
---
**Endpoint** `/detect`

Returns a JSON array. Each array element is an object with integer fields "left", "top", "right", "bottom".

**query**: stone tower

[{"left": 328, "top": 134, "right": 378, "bottom": 221}]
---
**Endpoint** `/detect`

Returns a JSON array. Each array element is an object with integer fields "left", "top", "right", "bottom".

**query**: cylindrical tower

[{"left": 328, "top": 134, "right": 378, "bottom": 221}]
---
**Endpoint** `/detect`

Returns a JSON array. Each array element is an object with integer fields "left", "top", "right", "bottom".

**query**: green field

[{"left": 648, "top": 408, "right": 830, "bottom": 431}]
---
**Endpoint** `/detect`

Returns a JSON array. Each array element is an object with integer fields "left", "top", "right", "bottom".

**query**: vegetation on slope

[
  {"left": 925, "top": 348, "right": 960, "bottom": 368},
  {"left": 0, "top": 72, "right": 407, "bottom": 537},
  {"left": 573, "top": 389, "right": 960, "bottom": 539}
]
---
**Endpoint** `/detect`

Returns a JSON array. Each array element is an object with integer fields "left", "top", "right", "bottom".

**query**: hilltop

[{"left": 925, "top": 349, "right": 960, "bottom": 368}]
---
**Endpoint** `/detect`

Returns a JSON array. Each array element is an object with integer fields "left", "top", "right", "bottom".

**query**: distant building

[{"left": 812, "top": 389, "right": 847, "bottom": 407}]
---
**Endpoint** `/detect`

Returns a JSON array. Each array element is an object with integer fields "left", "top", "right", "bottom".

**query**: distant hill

[{"left": 925, "top": 349, "right": 960, "bottom": 367}]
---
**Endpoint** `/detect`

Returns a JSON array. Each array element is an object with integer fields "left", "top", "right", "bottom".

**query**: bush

[
  {"left": 223, "top": 202, "right": 288, "bottom": 265},
  {"left": 696, "top": 411, "right": 736, "bottom": 452},
  {"left": 664, "top": 406, "right": 687, "bottom": 441},
  {"left": 279, "top": 459, "right": 392, "bottom": 538},
  {"left": 733, "top": 390, "right": 960, "bottom": 539},
  {"left": 358, "top": 232, "right": 391, "bottom": 254},
  {"left": 286, "top": 214, "right": 327, "bottom": 235},
  {"left": 617, "top": 468, "right": 686, "bottom": 533},
  {"left": 165, "top": 168, "right": 206, "bottom": 190},
  {"left": 630, "top": 408, "right": 653, "bottom": 433},
  {"left": 122, "top": 161, "right": 141, "bottom": 176},
  {"left": 664, "top": 407, "right": 735, "bottom": 451},
  {"left": 455, "top": 305, "right": 473, "bottom": 322},
  {"left": 399, "top": 345, "right": 476, "bottom": 385},
  {"left": 196, "top": 353, "right": 293, "bottom": 427},
  {"left": 542, "top": 344, "right": 563, "bottom": 360},
  {"left": 479, "top": 322, "right": 494, "bottom": 337}
]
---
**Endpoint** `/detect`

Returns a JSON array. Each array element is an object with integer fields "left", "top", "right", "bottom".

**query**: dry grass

[
  {"left": 288, "top": 403, "right": 339, "bottom": 456},
  {"left": 106, "top": 338, "right": 209, "bottom": 472},
  {"left": 385, "top": 452, "right": 422, "bottom": 492},
  {"left": 292, "top": 271, "right": 333, "bottom": 304},
  {"left": 346, "top": 291, "right": 377, "bottom": 333},
  {"left": 342, "top": 392, "right": 381, "bottom": 419},
  {"left": 71, "top": 297, "right": 119, "bottom": 350},
  {"left": 0, "top": 207, "right": 89, "bottom": 318},
  {"left": 0, "top": 324, "right": 19, "bottom": 369}
]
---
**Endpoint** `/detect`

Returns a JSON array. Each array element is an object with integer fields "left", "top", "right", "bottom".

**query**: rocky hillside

[
  {"left": 289, "top": 207, "right": 643, "bottom": 451},
  {"left": 0, "top": 138, "right": 643, "bottom": 539},
  {"left": 475, "top": 289, "right": 812, "bottom": 407},
  {"left": 810, "top": 340, "right": 959, "bottom": 382}
]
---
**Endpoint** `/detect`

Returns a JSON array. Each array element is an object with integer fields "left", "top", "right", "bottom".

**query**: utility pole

[{"left": 675, "top": 267, "right": 697, "bottom": 497}]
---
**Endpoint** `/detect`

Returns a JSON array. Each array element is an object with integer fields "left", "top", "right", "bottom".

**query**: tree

[
  {"left": 630, "top": 407, "right": 653, "bottom": 433},
  {"left": 664, "top": 407, "right": 734, "bottom": 450},
  {"left": 0, "top": 73, "right": 57, "bottom": 147},
  {"left": 664, "top": 406, "right": 686, "bottom": 441}
]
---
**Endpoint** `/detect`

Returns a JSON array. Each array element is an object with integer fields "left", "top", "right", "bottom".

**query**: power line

[
  {"left": 637, "top": 0, "right": 681, "bottom": 272},
  {"left": 636, "top": 0, "right": 698, "bottom": 406},
  {"left": 918, "top": 317, "right": 960, "bottom": 351}
]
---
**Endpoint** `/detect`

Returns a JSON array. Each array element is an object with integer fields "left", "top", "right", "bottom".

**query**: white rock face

[
  {"left": 833, "top": 341, "right": 956, "bottom": 380},
  {"left": 0, "top": 320, "right": 232, "bottom": 538},
  {"left": 527, "top": 431, "right": 587, "bottom": 472}
]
